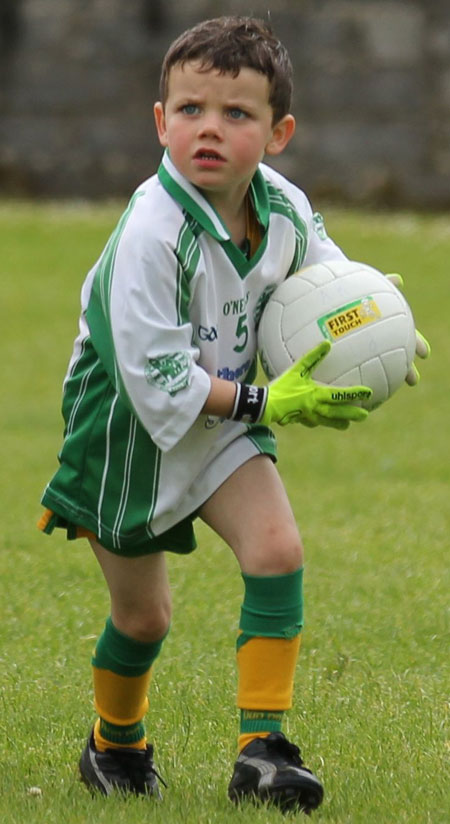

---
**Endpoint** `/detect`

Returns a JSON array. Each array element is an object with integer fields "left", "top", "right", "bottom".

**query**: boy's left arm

[
  {"left": 270, "top": 174, "right": 431, "bottom": 387},
  {"left": 384, "top": 273, "right": 431, "bottom": 385},
  {"left": 292, "top": 191, "right": 431, "bottom": 387}
]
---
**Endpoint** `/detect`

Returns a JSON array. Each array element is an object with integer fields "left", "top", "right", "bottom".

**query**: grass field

[{"left": 0, "top": 201, "right": 448, "bottom": 823}]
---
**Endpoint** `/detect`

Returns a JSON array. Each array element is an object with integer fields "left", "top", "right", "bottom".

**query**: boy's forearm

[{"left": 201, "top": 376, "right": 238, "bottom": 418}]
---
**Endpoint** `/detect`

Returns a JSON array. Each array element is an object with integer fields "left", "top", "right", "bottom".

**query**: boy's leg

[
  {"left": 80, "top": 541, "right": 171, "bottom": 795},
  {"left": 199, "top": 455, "right": 323, "bottom": 812},
  {"left": 200, "top": 455, "right": 303, "bottom": 743},
  {"left": 90, "top": 539, "right": 171, "bottom": 642},
  {"left": 89, "top": 539, "right": 171, "bottom": 749}
]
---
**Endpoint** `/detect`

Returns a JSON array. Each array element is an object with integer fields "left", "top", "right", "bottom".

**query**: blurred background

[{"left": 0, "top": 0, "right": 449, "bottom": 208}]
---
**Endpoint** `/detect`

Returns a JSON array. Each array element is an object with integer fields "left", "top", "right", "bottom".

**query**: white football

[{"left": 257, "top": 259, "right": 416, "bottom": 410}]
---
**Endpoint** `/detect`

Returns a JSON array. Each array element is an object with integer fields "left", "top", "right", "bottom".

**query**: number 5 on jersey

[{"left": 234, "top": 313, "right": 249, "bottom": 353}]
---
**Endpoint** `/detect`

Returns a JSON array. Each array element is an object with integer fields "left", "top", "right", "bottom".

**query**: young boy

[{"left": 38, "top": 16, "right": 427, "bottom": 814}]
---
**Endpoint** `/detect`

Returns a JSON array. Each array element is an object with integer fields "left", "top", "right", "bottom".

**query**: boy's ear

[
  {"left": 154, "top": 102, "right": 168, "bottom": 147},
  {"left": 265, "top": 114, "right": 296, "bottom": 156}
]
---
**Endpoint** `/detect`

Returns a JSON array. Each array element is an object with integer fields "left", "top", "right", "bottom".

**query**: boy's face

[{"left": 154, "top": 62, "right": 294, "bottom": 208}]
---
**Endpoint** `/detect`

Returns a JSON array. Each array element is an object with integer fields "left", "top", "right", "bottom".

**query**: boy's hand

[
  {"left": 385, "top": 273, "right": 431, "bottom": 386},
  {"left": 405, "top": 329, "right": 431, "bottom": 386},
  {"left": 260, "top": 341, "right": 372, "bottom": 430}
]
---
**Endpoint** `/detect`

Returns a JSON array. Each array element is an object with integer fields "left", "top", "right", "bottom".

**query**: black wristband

[{"left": 231, "top": 383, "right": 268, "bottom": 424}]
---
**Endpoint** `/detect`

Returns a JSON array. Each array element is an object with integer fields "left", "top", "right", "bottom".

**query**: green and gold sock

[
  {"left": 236, "top": 568, "right": 303, "bottom": 752},
  {"left": 92, "top": 617, "right": 166, "bottom": 751}
]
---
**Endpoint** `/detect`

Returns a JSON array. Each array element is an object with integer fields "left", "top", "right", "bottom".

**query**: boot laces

[
  {"left": 106, "top": 744, "right": 167, "bottom": 789},
  {"left": 266, "top": 734, "right": 307, "bottom": 770}
]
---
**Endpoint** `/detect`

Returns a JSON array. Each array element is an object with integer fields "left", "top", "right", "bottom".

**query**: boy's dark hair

[{"left": 159, "top": 16, "right": 293, "bottom": 125}]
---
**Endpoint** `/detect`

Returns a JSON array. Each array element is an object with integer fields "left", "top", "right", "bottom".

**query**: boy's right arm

[{"left": 203, "top": 341, "right": 372, "bottom": 431}]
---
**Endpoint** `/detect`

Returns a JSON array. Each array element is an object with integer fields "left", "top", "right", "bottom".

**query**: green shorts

[
  {"left": 38, "top": 507, "right": 198, "bottom": 556},
  {"left": 39, "top": 425, "right": 278, "bottom": 558}
]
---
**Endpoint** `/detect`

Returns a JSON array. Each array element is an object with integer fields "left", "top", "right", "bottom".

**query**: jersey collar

[{"left": 157, "top": 151, "right": 270, "bottom": 242}]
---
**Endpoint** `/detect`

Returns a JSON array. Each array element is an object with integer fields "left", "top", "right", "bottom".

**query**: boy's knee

[
  {"left": 247, "top": 526, "right": 304, "bottom": 576},
  {"left": 270, "top": 539, "right": 303, "bottom": 575},
  {"left": 114, "top": 599, "right": 172, "bottom": 644}
]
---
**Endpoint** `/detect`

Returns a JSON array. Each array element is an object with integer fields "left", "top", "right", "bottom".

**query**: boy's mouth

[{"left": 194, "top": 149, "right": 225, "bottom": 163}]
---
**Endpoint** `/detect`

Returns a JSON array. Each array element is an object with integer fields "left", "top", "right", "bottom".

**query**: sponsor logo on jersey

[
  {"left": 145, "top": 351, "right": 191, "bottom": 395},
  {"left": 217, "top": 358, "right": 251, "bottom": 381},
  {"left": 318, "top": 297, "right": 381, "bottom": 341},
  {"left": 222, "top": 291, "right": 250, "bottom": 316}
]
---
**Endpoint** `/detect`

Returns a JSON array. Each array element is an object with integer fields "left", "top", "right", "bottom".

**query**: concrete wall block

[
  {"left": 277, "top": 12, "right": 363, "bottom": 70},
  {"left": 2, "top": 56, "right": 127, "bottom": 113},
  {"left": 345, "top": 1, "right": 425, "bottom": 66},
  {"left": 301, "top": 120, "right": 425, "bottom": 168},
  {"left": 299, "top": 65, "right": 426, "bottom": 115}
]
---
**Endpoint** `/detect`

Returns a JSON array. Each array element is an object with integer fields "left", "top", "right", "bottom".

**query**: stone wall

[{"left": 0, "top": 0, "right": 449, "bottom": 207}]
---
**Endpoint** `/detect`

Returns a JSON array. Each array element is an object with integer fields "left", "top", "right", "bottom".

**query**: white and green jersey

[{"left": 42, "top": 152, "right": 345, "bottom": 554}]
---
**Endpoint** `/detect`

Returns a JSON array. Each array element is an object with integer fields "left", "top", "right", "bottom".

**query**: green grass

[{"left": 0, "top": 202, "right": 448, "bottom": 823}]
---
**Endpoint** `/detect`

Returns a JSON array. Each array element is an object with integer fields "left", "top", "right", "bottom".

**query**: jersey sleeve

[
  {"left": 260, "top": 163, "right": 347, "bottom": 268},
  {"left": 302, "top": 204, "right": 347, "bottom": 267},
  {"left": 86, "top": 200, "right": 211, "bottom": 453},
  {"left": 284, "top": 181, "right": 347, "bottom": 267}
]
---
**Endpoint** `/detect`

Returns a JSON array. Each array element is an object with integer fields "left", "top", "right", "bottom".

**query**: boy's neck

[
  {"left": 207, "top": 191, "right": 262, "bottom": 257},
  {"left": 204, "top": 188, "right": 248, "bottom": 247},
  {"left": 224, "top": 202, "right": 247, "bottom": 248}
]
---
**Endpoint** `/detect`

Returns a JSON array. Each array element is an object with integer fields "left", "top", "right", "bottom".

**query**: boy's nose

[{"left": 198, "top": 113, "right": 223, "bottom": 139}]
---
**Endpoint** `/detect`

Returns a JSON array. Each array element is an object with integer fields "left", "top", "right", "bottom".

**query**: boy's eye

[
  {"left": 227, "top": 108, "right": 247, "bottom": 120},
  {"left": 181, "top": 104, "right": 200, "bottom": 115}
]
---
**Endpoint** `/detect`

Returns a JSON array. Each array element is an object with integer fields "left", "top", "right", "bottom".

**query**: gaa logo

[{"left": 198, "top": 325, "right": 218, "bottom": 342}]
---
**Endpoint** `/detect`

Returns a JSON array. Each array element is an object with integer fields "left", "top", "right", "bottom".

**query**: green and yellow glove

[
  {"left": 260, "top": 341, "right": 372, "bottom": 430},
  {"left": 385, "top": 273, "right": 431, "bottom": 385}
]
